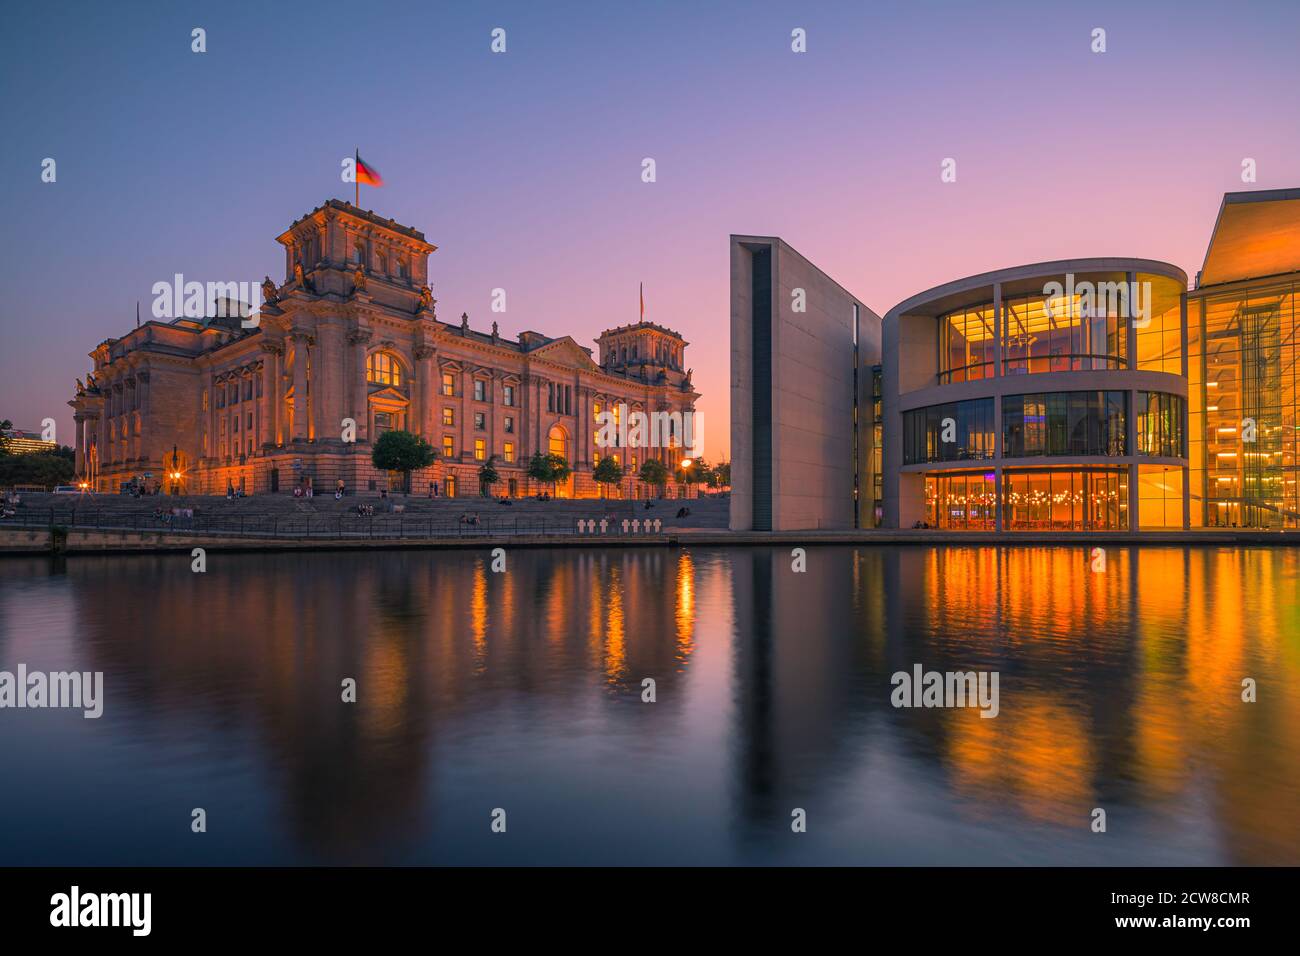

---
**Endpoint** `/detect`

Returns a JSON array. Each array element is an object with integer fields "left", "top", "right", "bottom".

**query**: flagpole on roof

[{"left": 355, "top": 147, "right": 359, "bottom": 207}]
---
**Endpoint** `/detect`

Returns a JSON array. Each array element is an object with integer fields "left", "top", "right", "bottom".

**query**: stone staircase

[{"left": 6, "top": 490, "right": 730, "bottom": 532}]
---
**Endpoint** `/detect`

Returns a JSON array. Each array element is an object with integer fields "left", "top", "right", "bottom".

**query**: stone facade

[
  {"left": 69, "top": 200, "right": 700, "bottom": 499},
  {"left": 729, "top": 235, "right": 882, "bottom": 531}
]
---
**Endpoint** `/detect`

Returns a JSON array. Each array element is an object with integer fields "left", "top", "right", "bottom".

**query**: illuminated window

[
  {"left": 367, "top": 352, "right": 403, "bottom": 387},
  {"left": 474, "top": 438, "right": 486, "bottom": 461},
  {"left": 504, "top": 442, "right": 514, "bottom": 463},
  {"left": 442, "top": 407, "right": 454, "bottom": 427},
  {"left": 442, "top": 435, "right": 455, "bottom": 458},
  {"left": 548, "top": 424, "right": 567, "bottom": 460},
  {"left": 441, "top": 372, "right": 455, "bottom": 396}
]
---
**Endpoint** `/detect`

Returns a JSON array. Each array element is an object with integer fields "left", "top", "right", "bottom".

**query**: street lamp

[{"left": 170, "top": 445, "right": 180, "bottom": 495}]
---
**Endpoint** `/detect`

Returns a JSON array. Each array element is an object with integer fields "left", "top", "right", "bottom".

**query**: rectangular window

[
  {"left": 1001, "top": 391, "right": 1128, "bottom": 458},
  {"left": 247, "top": 413, "right": 253, "bottom": 430},
  {"left": 441, "top": 373, "right": 455, "bottom": 397},
  {"left": 504, "top": 416, "right": 514, "bottom": 434},
  {"left": 474, "top": 438, "right": 486, "bottom": 461},
  {"left": 474, "top": 379, "right": 486, "bottom": 402},
  {"left": 244, "top": 380, "right": 253, "bottom": 400},
  {"left": 504, "top": 442, "right": 515, "bottom": 463},
  {"left": 503, "top": 385, "right": 515, "bottom": 407},
  {"left": 442, "top": 407, "right": 454, "bottom": 427},
  {"left": 902, "top": 398, "right": 995, "bottom": 465},
  {"left": 442, "top": 435, "right": 455, "bottom": 458},
  {"left": 474, "top": 412, "right": 486, "bottom": 430}
]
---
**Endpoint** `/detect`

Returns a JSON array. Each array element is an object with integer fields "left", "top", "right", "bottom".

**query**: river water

[{"left": 0, "top": 545, "right": 1296, "bottom": 865}]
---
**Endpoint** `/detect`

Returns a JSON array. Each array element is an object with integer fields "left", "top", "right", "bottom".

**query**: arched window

[
  {"left": 548, "top": 425, "right": 568, "bottom": 462},
  {"left": 352, "top": 242, "right": 364, "bottom": 264},
  {"left": 396, "top": 257, "right": 409, "bottom": 279},
  {"left": 367, "top": 351, "right": 403, "bottom": 387},
  {"left": 377, "top": 252, "right": 388, "bottom": 275}
]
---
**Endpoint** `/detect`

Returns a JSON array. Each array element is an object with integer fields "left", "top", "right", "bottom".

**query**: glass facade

[
  {"left": 1000, "top": 467, "right": 1129, "bottom": 531},
  {"left": 903, "top": 398, "right": 995, "bottom": 465},
  {"left": 935, "top": 273, "right": 1185, "bottom": 383},
  {"left": 1193, "top": 279, "right": 1299, "bottom": 528},
  {"left": 938, "top": 304, "right": 997, "bottom": 383},
  {"left": 1002, "top": 289, "right": 1127, "bottom": 376},
  {"left": 923, "top": 471, "right": 997, "bottom": 529},
  {"left": 1002, "top": 391, "right": 1127, "bottom": 458},
  {"left": 923, "top": 467, "right": 1129, "bottom": 530},
  {"left": 1135, "top": 391, "right": 1186, "bottom": 458}
]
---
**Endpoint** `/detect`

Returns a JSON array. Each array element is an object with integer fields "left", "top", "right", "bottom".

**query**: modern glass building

[
  {"left": 1189, "top": 188, "right": 1300, "bottom": 528},
  {"left": 880, "top": 188, "right": 1300, "bottom": 532},
  {"left": 882, "top": 259, "right": 1191, "bottom": 531},
  {"left": 730, "top": 188, "right": 1298, "bottom": 533}
]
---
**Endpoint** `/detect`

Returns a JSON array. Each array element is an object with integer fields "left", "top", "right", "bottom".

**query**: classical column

[
  {"left": 317, "top": 321, "right": 346, "bottom": 443},
  {"left": 208, "top": 375, "right": 219, "bottom": 458},
  {"left": 460, "top": 367, "right": 472, "bottom": 462},
  {"left": 414, "top": 345, "right": 436, "bottom": 438},
  {"left": 260, "top": 342, "right": 281, "bottom": 447},
  {"left": 309, "top": 340, "right": 326, "bottom": 442},
  {"left": 290, "top": 332, "right": 310, "bottom": 441},
  {"left": 348, "top": 329, "right": 372, "bottom": 443},
  {"left": 73, "top": 414, "right": 85, "bottom": 476}
]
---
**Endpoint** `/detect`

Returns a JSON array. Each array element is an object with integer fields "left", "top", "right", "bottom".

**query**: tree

[
  {"left": 638, "top": 458, "right": 671, "bottom": 497},
  {"left": 370, "top": 430, "right": 436, "bottom": 493},
  {"left": 713, "top": 460, "right": 731, "bottom": 489},
  {"left": 0, "top": 452, "right": 74, "bottom": 488},
  {"left": 478, "top": 455, "right": 500, "bottom": 496},
  {"left": 0, "top": 420, "right": 12, "bottom": 457},
  {"left": 526, "top": 451, "right": 570, "bottom": 495},
  {"left": 592, "top": 455, "right": 624, "bottom": 498},
  {"left": 547, "top": 453, "right": 572, "bottom": 494}
]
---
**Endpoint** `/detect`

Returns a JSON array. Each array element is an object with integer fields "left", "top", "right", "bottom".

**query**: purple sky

[{"left": 4, "top": 0, "right": 1299, "bottom": 460}]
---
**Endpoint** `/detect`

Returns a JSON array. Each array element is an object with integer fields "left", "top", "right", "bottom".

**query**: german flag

[{"left": 356, "top": 152, "right": 384, "bottom": 187}]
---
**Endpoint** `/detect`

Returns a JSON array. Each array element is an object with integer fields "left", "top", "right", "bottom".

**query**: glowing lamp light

[{"left": 680, "top": 458, "right": 693, "bottom": 469}]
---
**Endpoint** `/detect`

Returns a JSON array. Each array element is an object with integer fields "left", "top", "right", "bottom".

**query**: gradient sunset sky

[{"left": 4, "top": 0, "right": 1299, "bottom": 460}]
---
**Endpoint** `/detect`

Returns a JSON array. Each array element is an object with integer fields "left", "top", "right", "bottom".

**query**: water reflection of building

[
  {"left": 63, "top": 548, "right": 703, "bottom": 861},
  {"left": 729, "top": 545, "right": 1300, "bottom": 863}
]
